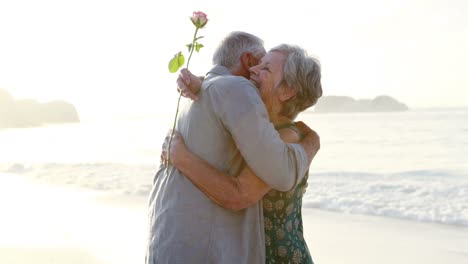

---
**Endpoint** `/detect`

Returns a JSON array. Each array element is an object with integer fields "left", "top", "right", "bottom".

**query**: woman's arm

[
  {"left": 164, "top": 128, "right": 301, "bottom": 211},
  {"left": 176, "top": 68, "right": 203, "bottom": 101}
]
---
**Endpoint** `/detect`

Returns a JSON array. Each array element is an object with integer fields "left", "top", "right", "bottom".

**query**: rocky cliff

[{"left": 0, "top": 88, "right": 80, "bottom": 128}]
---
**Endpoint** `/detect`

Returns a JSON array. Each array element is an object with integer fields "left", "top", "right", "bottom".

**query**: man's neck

[{"left": 231, "top": 65, "right": 250, "bottom": 79}]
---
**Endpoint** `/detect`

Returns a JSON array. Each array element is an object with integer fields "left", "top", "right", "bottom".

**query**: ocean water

[{"left": 1, "top": 108, "right": 467, "bottom": 227}]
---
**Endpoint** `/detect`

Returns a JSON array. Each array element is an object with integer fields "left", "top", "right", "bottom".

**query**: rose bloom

[{"left": 190, "top": 11, "right": 208, "bottom": 28}]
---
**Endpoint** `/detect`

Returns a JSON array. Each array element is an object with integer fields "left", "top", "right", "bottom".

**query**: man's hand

[
  {"left": 177, "top": 68, "right": 203, "bottom": 101},
  {"left": 295, "top": 121, "right": 320, "bottom": 165}
]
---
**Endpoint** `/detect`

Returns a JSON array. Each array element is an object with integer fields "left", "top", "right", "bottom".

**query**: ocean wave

[
  {"left": 312, "top": 169, "right": 466, "bottom": 178},
  {"left": 0, "top": 162, "right": 157, "bottom": 196},
  {"left": 304, "top": 170, "right": 468, "bottom": 227},
  {"left": 2, "top": 163, "right": 467, "bottom": 227}
]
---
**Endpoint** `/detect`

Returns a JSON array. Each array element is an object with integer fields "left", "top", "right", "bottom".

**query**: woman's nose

[{"left": 249, "top": 65, "right": 258, "bottom": 75}]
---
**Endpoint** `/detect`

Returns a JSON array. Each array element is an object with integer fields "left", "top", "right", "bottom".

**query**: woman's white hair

[
  {"left": 270, "top": 44, "right": 323, "bottom": 119},
  {"left": 212, "top": 31, "right": 265, "bottom": 70}
]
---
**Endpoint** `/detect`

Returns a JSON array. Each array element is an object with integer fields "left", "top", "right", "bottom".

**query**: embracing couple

[{"left": 146, "top": 31, "right": 322, "bottom": 264}]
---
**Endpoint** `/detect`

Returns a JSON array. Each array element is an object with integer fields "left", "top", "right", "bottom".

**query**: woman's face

[{"left": 249, "top": 51, "right": 286, "bottom": 108}]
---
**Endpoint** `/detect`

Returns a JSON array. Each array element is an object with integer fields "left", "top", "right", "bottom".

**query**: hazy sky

[{"left": 1, "top": 0, "right": 467, "bottom": 119}]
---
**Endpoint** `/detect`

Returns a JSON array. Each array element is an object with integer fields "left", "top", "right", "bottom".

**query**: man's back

[{"left": 146, "top": 66, "right": 266, "bottom": 264}]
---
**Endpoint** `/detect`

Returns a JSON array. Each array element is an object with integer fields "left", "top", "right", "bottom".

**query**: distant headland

[
  {"left": 0, "top": 88, "right": 80, "bottom": 128},
  {"left": 314, "top": 95, "right": 409, "bottom": 113}
]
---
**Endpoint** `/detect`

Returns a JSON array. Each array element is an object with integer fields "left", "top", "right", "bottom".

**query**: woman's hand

[
  {"left": 177, "top": 68, "right": 202, "bottom": 101},
  {"left": 161, "top": 130, "right": 188, "bottom": 167},
  {"left": 294, "top": 121, "right": 320, "bottom": 164}
]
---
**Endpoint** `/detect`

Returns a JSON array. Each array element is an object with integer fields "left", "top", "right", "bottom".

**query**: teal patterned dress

[{"left": 263, "top": 124, "right": 313, "bottom": 264}]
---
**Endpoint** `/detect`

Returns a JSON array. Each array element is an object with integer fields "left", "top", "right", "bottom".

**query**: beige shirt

[{"left": 146, "top": 65, "right": 309, "bottom": 264}]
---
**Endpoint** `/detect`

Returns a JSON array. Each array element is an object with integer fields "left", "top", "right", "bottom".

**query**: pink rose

[{"left": 190, "top": 11, "right": 208, "bottom": 29}]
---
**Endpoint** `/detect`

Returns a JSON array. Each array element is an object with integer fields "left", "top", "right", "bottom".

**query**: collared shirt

[{"left": 146, "top": 65, "right": 309, "bottom": 264}]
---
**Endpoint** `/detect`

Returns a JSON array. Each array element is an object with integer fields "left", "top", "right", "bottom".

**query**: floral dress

[{"left": 263, "top": 124, "right": 313, "bottom": 264}]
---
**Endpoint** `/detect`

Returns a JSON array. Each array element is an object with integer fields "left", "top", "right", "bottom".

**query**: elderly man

[{"left": 146, "top": 31, "right": 319, "bottom": 264}]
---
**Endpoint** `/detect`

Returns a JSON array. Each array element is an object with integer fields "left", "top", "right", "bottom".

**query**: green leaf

[
  {"left": 168, "top": 52, "right": 185, "bottom": 73},
  {"left": 195, "top": 43, "right": 204, "bottom": 53},
  {"left": 186, "top": 44, "right": 192, "bottom": 52}
]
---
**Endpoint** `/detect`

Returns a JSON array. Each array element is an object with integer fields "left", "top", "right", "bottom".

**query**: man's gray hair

[
  {"left": 270, "top": 44, "right": 323, "bottom": 119},
  {"left": 212, "top": 31, "right": 265, "bottom": 69}
]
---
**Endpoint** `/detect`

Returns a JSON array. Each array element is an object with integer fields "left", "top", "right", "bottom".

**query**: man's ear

[
  {"left": 279, "top": 85, "right": 297, "bottom": 102},
  {"left": 241, "top": 52, "right": 253, "bottom": 71}
]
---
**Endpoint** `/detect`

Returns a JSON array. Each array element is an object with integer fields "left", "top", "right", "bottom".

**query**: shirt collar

[{"left": 205, "top": 64, "right": 232, "bottom": 79}]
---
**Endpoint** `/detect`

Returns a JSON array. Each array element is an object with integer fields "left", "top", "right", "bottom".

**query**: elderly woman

[{"left": 164, "top": 44, "right": 322, "bottom": 264}]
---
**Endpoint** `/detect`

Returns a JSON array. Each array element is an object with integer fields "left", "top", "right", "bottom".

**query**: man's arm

[{"left": 210, "top": 77, "right": 313, "bottom": 191}]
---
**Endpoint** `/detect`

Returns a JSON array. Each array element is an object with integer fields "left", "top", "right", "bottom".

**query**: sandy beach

[
  {"left": 0, "top": 173, "right": 147, "bottom": 264},
  {"left": 1, "top": 173, "right": 467, "bottom": 264},
  {"left": 303, "top": 209, "right": 468, "bottom": 264}
]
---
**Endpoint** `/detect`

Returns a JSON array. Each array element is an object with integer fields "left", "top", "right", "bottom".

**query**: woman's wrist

[{"left": 171, "top": 146, "right": 188, "bottom": 168}]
